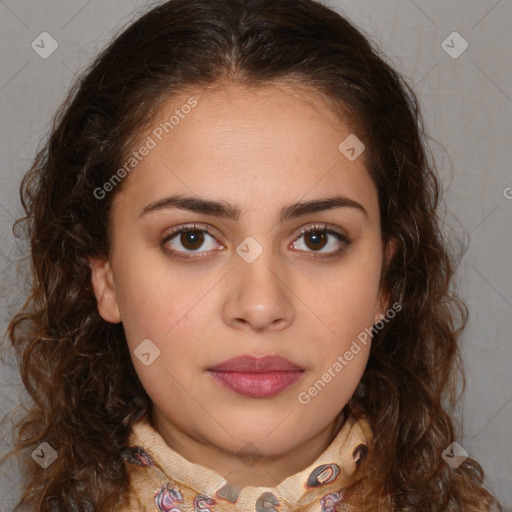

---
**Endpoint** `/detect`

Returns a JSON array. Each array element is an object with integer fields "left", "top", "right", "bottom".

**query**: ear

[
  {"left": 374, "top": 237, "right": 399, "bottom": 324},
  {"left": 88, "top": 257, "right": 122, "bottom": 323}
]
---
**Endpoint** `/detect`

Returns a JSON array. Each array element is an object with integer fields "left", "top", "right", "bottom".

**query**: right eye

[{"left": 160, "top": 223, "right": 224, "bottom": 259}]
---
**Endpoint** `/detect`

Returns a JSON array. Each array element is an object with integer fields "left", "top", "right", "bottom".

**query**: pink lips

[{"left": 208, "top": 354, "right": 305, "bottom": 398}]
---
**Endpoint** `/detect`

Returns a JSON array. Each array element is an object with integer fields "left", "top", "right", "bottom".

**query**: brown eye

[
  {"left": 161, "top": 224, "right": 222, "bottom": 259},
  {"left": 292, "top": 225, "right": 349, "bottom": 258},
  {"left": 178, "top": 229, "right": 206, "bottom": 251},
  {"left": 303, "top": 230, "right": 328, "bottom": 251}
]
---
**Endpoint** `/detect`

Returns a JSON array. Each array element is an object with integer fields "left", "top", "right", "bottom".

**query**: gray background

[{"left": 0, "top": 0, "right": 511, "bottom": 509}]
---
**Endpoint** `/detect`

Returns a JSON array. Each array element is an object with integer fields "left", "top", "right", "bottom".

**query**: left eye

[{"left": 292, "top": 225, "right": 349, "bottom": 256}]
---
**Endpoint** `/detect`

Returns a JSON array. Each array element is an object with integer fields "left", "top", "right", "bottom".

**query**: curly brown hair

[{"left": 1, "top": 0, "right": 503, "bottom": 510}]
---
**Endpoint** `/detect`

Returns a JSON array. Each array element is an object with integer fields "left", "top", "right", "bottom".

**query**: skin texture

[{"left": 89, "top": 82, "right": 396, "bottom": 488}]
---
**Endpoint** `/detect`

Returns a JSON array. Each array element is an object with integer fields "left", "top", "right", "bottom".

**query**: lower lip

[{"left": 208, "top": 370, "right": 304, "bottom": 398}]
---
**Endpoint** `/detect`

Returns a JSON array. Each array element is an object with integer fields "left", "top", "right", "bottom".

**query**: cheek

[
  {"left": 297, "top": 333, "right": 370, "bottom": 421},
  {"left": 115, "top": 271, "right": 171, "bottom": 345},
  {"left": 299, "top": 266, "right": 376, "bottom": 407},
  {"left": 112, "top": 251, "right": 215, "bottom": 368},
  {"left": 316, "top": 256, "right": 382, "bottom": 340},
  {"left": 111, "top": 240, "right": 186, "bottom": 338}
]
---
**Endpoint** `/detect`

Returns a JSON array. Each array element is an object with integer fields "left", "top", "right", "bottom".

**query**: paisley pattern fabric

[{"left": 112, "top": 411, "right": 373, "bottom": 511}]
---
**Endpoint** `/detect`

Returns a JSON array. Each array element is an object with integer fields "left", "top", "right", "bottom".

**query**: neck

[{"left": 150, "top": 407, "right": 347, "bottom": 489}]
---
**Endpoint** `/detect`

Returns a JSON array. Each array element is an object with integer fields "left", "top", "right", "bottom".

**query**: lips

[
  {"left": 208, "top": 354, "right": 304, "bottom": 372},
  {"left": 207, "top": 354, "right": 305, "bottom": 398}
]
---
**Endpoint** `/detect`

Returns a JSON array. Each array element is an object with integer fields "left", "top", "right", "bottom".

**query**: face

[{"left": 90, "top": 81, "right": 395, "bottom": 471}]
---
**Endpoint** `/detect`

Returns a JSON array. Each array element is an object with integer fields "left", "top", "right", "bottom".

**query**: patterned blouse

[{"left": 114, "top": 410, "right": 373, "bottom": 511}]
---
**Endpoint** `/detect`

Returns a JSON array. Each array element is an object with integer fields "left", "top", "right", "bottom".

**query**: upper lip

[{"left": 208, "top": 354, "right": 304, "bottom": 373}]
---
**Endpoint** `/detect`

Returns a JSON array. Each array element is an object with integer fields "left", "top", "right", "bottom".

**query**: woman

[{"left": 2, "top": 0, "right": 502, "bottom": 510}]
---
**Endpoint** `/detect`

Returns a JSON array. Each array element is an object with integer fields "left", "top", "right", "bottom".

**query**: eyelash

[{"left": 160, "top": 223, "right": 350, "bottom": 261}]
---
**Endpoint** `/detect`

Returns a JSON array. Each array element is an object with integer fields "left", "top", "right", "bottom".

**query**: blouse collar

[{"left": 122, "top": 409, "right": 371, "bottom": 511}]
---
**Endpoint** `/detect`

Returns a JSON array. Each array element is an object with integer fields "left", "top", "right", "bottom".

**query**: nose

[{"left": 222, "top": 243, "right": 295, "bottom": 333}]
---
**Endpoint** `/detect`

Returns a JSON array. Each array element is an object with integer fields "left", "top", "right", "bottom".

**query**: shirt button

[{"left": 255, "top": 491, "right": 279, "bottom": 511}]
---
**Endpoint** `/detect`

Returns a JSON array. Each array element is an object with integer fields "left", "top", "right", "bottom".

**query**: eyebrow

[{"left": 140, "top": 194, "right": 368, "bottom": 222}]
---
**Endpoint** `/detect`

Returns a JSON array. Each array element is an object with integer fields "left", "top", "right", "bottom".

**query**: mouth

[
  {"left": 207, "top": 370, "right": 305, "bottom": 398},
  {"left": 208, "top": 354, "right": 304, "bottom": 372},
  {"left": 207, "top": 354, "right": 305, "bottom": 398}
]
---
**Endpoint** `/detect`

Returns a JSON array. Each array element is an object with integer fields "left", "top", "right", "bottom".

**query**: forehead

[{"left": 112, "top": 81, "right": 379, "bottom": 225}]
